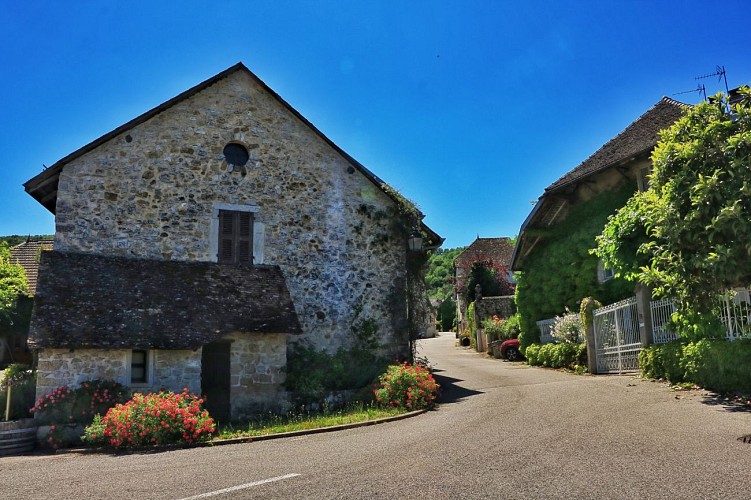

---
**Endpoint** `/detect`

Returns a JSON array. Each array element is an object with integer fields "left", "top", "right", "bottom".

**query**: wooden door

[{"left": 201, "top": 341, "right": 231, "bottom": 423}]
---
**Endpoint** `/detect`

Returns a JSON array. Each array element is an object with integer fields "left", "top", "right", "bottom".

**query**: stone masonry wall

[
  {"left": 35, "top": 348, "right": 201, "bottom": 401},
  {"left": 54, "top": 70, "right": 408, "bottom": 355},
  {"left": 226, "top": 332, "right": 287, "bottom": 420},
  {"left": 475, "top": 296, "right": 516, "bottom": 322}
]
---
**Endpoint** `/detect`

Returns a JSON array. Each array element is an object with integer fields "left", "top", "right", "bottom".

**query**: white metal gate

[{"left": 593, "top": 297, "right": 641, "bottom": 373}]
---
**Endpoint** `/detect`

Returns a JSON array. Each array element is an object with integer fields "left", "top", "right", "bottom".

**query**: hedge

[
  {"left": 525, "top": 342, "right": 587, "bottom": 370},
  {"left": 639, "top": 339, "right": 751, "bottom": 393}
]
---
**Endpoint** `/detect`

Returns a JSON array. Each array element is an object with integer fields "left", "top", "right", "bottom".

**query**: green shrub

[
  {"left": 518, "top": 326, "right": 540, "bottom": 355},
  {"left": 525, "top": 342, "right": 586, "bottom": 370},
  {"left": 373, "top": 362, "right": 440, "bottom": 410},
  {"left": 681, "top": 339, "right": 751, "bottom": 393},
  {"left": 500, "top": 314, "right": 521, "bottom": 340},
  {"left": 0, "top": 364, "right": 35, "bottom": 420},
  {"left": 467, "top": 302, "right": 477, "bottom": 348},
  {"left": 481, "top": 316, "right": 502, "bottom": 342},
  {"left": 525, "top": 344, "right": 541, "bottom": 365},
  {"left": 286, "top": 344, "right": 388, "bottom": 405},
  {"left": 640, "top": 339, "right": 751, "bottom": 393},
  {"left": 83, "top": 389, "right": 215, "bottom": 449}
]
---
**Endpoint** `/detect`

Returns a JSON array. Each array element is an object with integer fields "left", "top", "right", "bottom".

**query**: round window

[{"left": 223, "top": 143, "right": 249, "bottom": 166}]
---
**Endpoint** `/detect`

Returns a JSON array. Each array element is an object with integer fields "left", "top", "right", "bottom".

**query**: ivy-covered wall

[{"left": 515, "top": 183, "right": 636, "bottom": 338}]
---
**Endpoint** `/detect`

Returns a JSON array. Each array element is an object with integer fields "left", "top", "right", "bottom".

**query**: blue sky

[{"left": 2, "top": 1, "right": 750, "bottom": 248}]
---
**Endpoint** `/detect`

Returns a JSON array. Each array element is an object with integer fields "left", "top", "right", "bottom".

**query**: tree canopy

[
  {"left": 426, "top": 247, "right": 464, "bottom": 301},
  {"left": 595, "top": 87, "right": 751, "bottom": 335},
  {"left": 0, "top": 242, "right": 29, "bottom": 324}
]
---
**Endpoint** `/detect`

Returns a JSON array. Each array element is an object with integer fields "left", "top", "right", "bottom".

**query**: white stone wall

[
  {"left": 53, "top": 70, "right": 408, "bottom": 354},
  {"left": 226, "top": 332, "right": 288, "bottom": 420},
  {"left": 35, "top": 348, "right": 201, "bottom": 400}
]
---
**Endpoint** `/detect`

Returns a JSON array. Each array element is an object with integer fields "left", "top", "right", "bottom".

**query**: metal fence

[
  {"left": 650, "top": 298, "right": 678, "bottom": 344},
  {"left": 593, "top": 297, "right": 641, "bottom": 373},
  {"left": 536, "top": 317, "right": 556, "bottom": 344},
  {"left": 536, "top": 314, "right": 580, "bottom": 344},
  {"left": 650, "top": 287, "right": 751, "bottom": 343},
  {"left": 719, "top": 288, "right": 751, "bottom": 340}
]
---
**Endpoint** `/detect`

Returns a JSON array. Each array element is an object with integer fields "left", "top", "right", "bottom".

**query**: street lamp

[{"left": 408, "top": 231, "right": 423, "bottom": 252}]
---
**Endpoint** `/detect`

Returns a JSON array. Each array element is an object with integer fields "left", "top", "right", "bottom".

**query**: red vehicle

[{"left": 499, "top": 338, "right": 522, "bottom": 361}]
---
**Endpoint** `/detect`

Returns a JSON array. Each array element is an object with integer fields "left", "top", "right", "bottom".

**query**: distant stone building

[
  {"left": 453, "top": 237, "right": 515, "bottom": 330},
  {"left": 23, "top": 63, "right": 441, "bottom": 420}
]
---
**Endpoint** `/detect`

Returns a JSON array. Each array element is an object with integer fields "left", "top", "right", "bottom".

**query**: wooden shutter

[
  {"left": 218, "top": 210, "right": 255, "bottom": 264},
  {"left": 218, "top": 210, "right": 235, "bottom": 264},
  {"left": 237, "top": 211, "right": 253, "bottom": 264}
]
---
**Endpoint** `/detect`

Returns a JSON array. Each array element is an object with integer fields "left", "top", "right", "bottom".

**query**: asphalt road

[{"left": 2, "top": 334, "right": 750, "bottom": 499}]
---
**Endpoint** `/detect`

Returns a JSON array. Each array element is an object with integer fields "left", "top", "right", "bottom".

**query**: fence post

[
  {"left": 635, "top": 283, "right": 654, "bottom": 347},
  {"left": 582, "top": 298, "right": 598, "bottom": 374}
]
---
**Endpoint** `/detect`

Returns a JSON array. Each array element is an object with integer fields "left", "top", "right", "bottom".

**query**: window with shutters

[{"left": 218, "top": 210, "right": 255, "bottom": 265}]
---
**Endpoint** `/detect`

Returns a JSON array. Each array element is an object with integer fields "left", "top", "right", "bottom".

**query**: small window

[
  {"left": 223, "top": 143, "right": 249, "bottom": 166},
  {"left": 597, "top": 260, "right": 615, "bottom": 283},
  {"left": 218, "top": 210, "right": 254, "bottom": 264},
  {"left": 131, "top": 350, "right": 148, "bottom": 384},
  {"left": 637, "top": 166, "right": 652, "bottom": 192}
]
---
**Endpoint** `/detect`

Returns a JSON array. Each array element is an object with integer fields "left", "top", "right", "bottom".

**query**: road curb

[
  {"left": 210, "top": 408, "right": 427, "bottom": 445},
  {"left": 50, "top": 408, "right": 428, "bottom": 455}
]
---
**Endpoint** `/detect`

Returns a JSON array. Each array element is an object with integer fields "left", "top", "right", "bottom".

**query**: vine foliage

[
  {"left": 594, "top": 87, "right": 751, "bottom": 338},
  {"left": 516, "top": 184, "right": 635, "bottom": 349}
]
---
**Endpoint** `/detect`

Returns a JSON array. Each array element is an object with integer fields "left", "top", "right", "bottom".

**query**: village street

[{"left": 2, "top": 334, "right": 749, "bottom": 499}]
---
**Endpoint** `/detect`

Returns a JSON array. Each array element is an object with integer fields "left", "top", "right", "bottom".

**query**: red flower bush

[
  {"left": 373, "top": 362, "right": 440, "bottom": 410},
  {"left": 83, "top": 389, "right": 215, "bottom": 449}
]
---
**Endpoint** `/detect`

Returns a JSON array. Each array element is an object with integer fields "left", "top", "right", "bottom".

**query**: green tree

[
  {"left": 436, "top": 296, "right": 456, "bottom": 331},
  {"left": 425, "top": 247, "right": 464, "bottom": 301},
  {"left": 595, "top": 87, "right": 751, "bottom": 338},
  {"left": 0, "top": 242, "right": 28, "bottom": 324}
]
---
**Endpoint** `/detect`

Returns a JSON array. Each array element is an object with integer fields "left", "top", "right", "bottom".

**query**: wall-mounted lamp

[{"left": 408, "top": 231, "right": 423, "bottom": 252}]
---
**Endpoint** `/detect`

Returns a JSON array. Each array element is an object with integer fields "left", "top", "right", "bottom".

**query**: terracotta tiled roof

[
  {"left": 455, "top": 237, "right": 514, "bottom": 271},
  {"left": 544, "top": 97, "right": 688, "bottom": 194},
  {"left": 29, "top": 251, "right": 302, "bottom": 350},
  {"left": 9, "top": 239, "right": 54, "bottom": 295}
]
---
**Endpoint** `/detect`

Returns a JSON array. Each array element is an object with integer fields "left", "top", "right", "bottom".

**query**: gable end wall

[{"left": 52, "top": 70, "right": 408, "bottom": 354}]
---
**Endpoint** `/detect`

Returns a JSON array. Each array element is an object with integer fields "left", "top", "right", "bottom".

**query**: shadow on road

[
  {"left": 700, "top": 393, "right": 751, "bottom": 413},
  {"left": 432, "top": 373, "right": 483, "bottom": 404}
]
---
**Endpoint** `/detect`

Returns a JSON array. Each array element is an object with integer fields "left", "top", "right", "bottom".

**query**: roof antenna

[
  {"left": 696, "top": 65, "right": 730, "bottom": 95},
  {"left": 673, "top": 83, "right": 706, "bottom": 102}
]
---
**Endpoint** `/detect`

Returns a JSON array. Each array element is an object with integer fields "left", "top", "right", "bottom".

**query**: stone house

[
  {"left": 453, "top": 237, "right": 515, "bottom": 330},
  {"left": 23, "top": 62, "right": 441, "bottom": 421},
  {"left": 510, "top": 97, "right": 688, "bottom": 333}
]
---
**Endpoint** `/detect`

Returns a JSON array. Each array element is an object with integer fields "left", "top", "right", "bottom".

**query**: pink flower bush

[
  {"left": 84, "top": 389, "right": 215, "bottom": 449},
  {"left": 373, "top": 362, "right": 440, "bottom": 410},
  {"left": 31, "top": 380, "right": 128, "bottom": 449}
]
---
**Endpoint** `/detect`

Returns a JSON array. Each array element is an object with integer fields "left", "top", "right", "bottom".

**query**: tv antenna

[
  {"left": 695, "top": 65, "right": 729, "bottom": 95},
  {"left": 673, "top": 83, "right": 706, "bottom": 101}
]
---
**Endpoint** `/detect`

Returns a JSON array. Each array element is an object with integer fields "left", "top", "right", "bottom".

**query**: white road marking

[{"left": 177, "top": 473, "right": 301, "bottom": 499}]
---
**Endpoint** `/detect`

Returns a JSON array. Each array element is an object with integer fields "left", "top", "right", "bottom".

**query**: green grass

[{"left": 214, "top": 402, "right": 407, "bottom": 439}]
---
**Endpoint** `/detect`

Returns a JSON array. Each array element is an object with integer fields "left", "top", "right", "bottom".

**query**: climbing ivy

[{"left": 515, "top": 184, "right": 635, "bottom": 342}]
